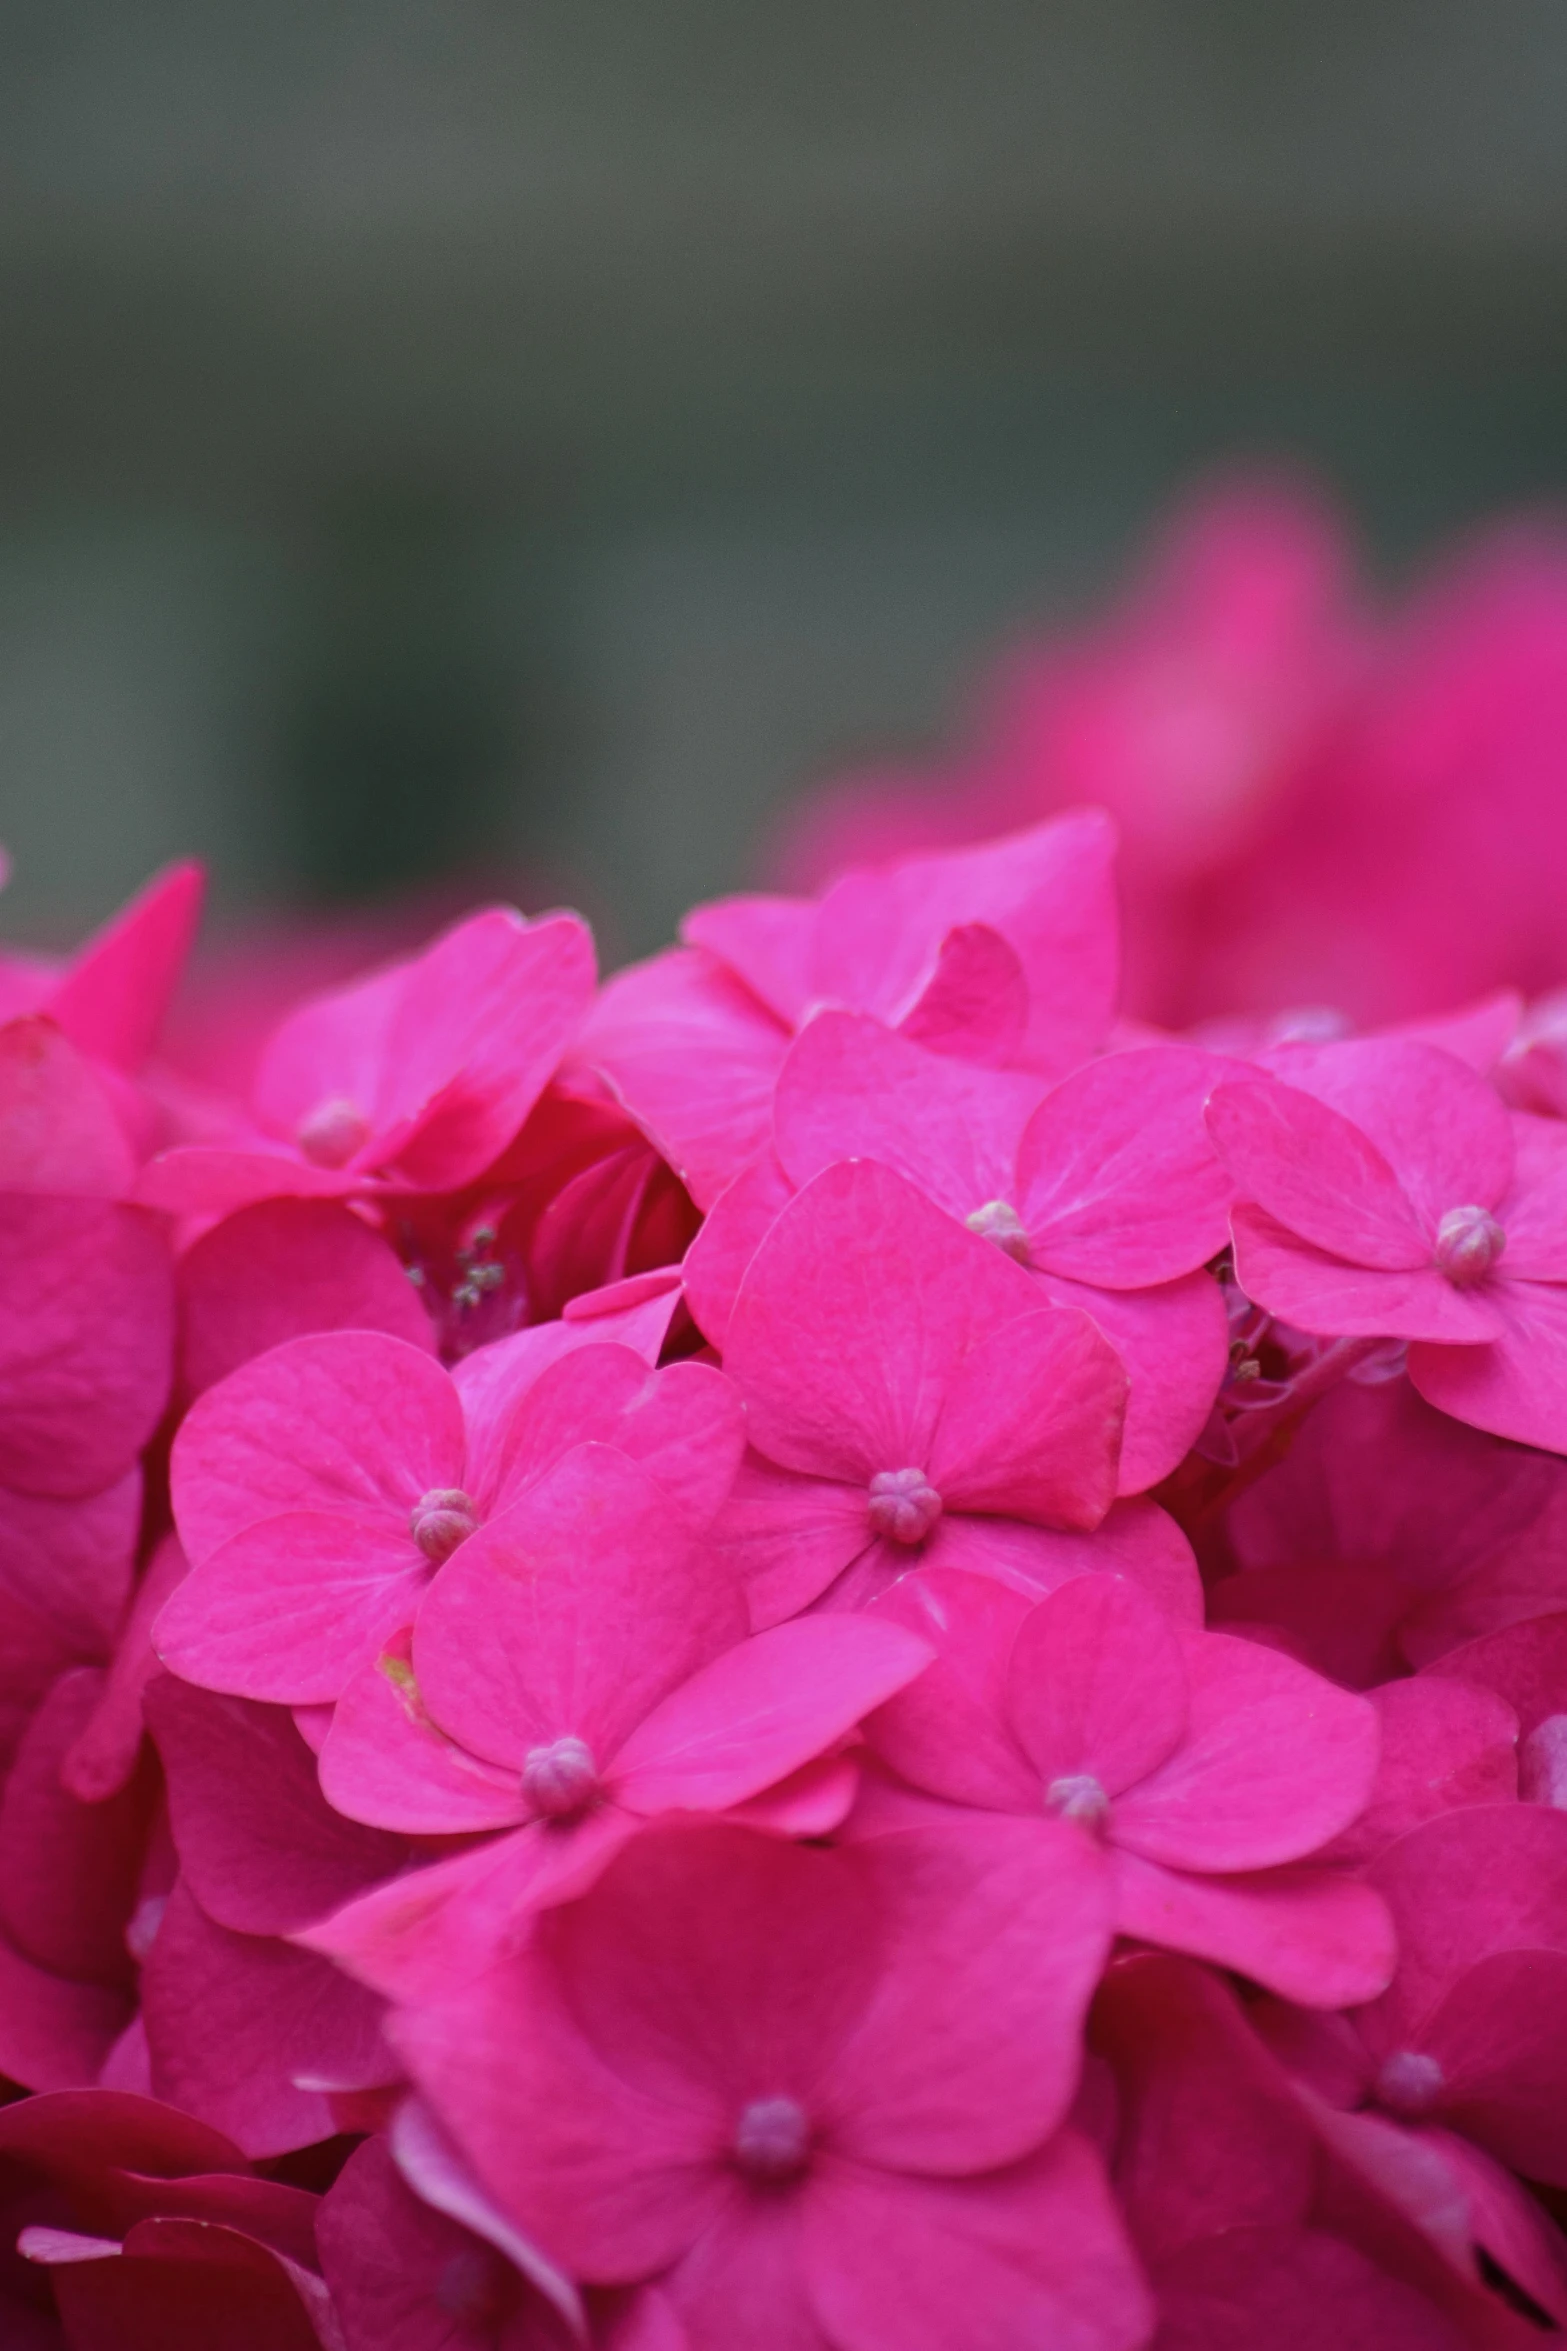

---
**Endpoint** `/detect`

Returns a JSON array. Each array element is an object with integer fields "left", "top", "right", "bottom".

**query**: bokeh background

[{"left": 1, "top": 1, "right": 1565, "bottom": 962}]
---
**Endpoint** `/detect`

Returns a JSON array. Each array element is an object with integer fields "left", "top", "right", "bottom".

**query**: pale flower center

[
  {"left": 1376, "top": 2050, "right": 1445, "bottom": 2115},
  {"left": 1043, "top": 1773, "right": 1111, "bottom": 1832},
  {"left": 964, "top": 1199, "right": 1032, "bottom": 1264},
  {"left": 867, "top": 1467, "right": 943, "bottom": 1546},
  {"left": 295, "top": 1095, "right": 372, "bottom": 1168},
  {"left": 732, "top": 2094, "right": 812, "bottom": 2182},
  {"left": 521, "top": 1735, "right": 600, "bottom": 1821},
  {"left": 409, "top": 1488, "right": 479, "bottom": 1564},
  {"left": 1434, "top": 1203, "right": 1506, "bottom": 1287}
]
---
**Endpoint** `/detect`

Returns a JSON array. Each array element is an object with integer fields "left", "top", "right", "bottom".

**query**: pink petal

[
  {"left": 711, "top": 1456, "right": 872, "bottom": 1631},
  {"left": 0, "top": 1468, "right": 140, "bottom": 1662},
  {"left": 1207, "top": 1075, "right": 1430, "bottom": 1267},
  {"left": 0, "top": 1197, "right": 174, "bottom": 1497},
  {"left": 1005, "top": 1574, "right": 1190, "bottom": 1797},
  {"left": 1362, "top": 1805, "right": 1567, "bottom": 2048},
  {"left": 305, "top": 1811, "right": 642, "bottom": 2003},
  {"left": 860, "top": 1570, "right": 1042, "bottom": 1813},
  {"left": 771, "top": 1010, "right": 1038, "bottom": 1222},
  {"left": 804, "top": 2137, "right": 1151, "bottom": 2351},
  {"left": 1232, "top": 1207, "right": 1502, "bottom": 1342},
  {"left": 1152, "top": 2224, "right": 1467, "bottom": 2351},
  {"left": 827, "top": 1818, "right": 1113, "bottom": 2172},
  {"left": 1319, "top": 1676, "right": 1518, "bottom": 1866},
  {"left": 661, "top": 2188, "right": 824, "bottom": 2351},
  {"left": 0, "top": 1932, "right": 129, "bottom": 2090},
  {"left": 412, "top": 1445, "right": 747, "bottom": 1771},
  {"left": 321, "top": 1631, "right": 526, "bottom": 1835},
  {"left": 176, "top": 1199, "right": 434, "bottom": 1400},
  {"left": 727, "top": 1753, "right": 862, "bottom": 1837},
  {"left": 896, "top": 922, "right": 1031, "bottom": 1064},
  {"left": 681, "top": 892, "right": 818, "bottom": 1026},
  {"left": 142, "top": 1880, "right": 393, "bottom": 2157},
  {"left": 136, "top": 1143, "right": 362, "bottom": 1218},
  {"left": 1410, "top": 1275, "right": 1567, "bottom": 1451},
  {"left": 1034, "top": 1266, "right": 1230, "bottom": 1495},
  {"left": 612, "top": 1616, "right": 933, "bottom": 1814},
  {"left": 729, "top": 1159, "right": 1065, "bottom": 1489},
  {"left": 1491, "top": 1111, "right": 1567, "bottom": 1279},
  {"left": 0, "top": 1669, "right": 148, "bottom": 1989},
  {"left": 1421, "top": 1609, "right": 1567, "bottom": 1737},
  {"left": 146, "top": 1675, "right": 406, "bottom": 1935},
  {"left": 60, "top": 1525, "right": 185, "bottom": 1802},
  {"left": 577, "top": 945, "right": 788, "bottom": 1210},
  {"left": 252, "top": 960, "right": 406, "bottom": 1149},
  {"left": 927, "top": 1304, "right": 1125, "bottom": 1529},
  {"left": 1412, "top": 1948, "right": 1567, "bottom": 2186},
  {"left": 1111, "top": 1632, "right": 1380, "bottom": 1873},
  {"left": 390, "top": 1940, "right": 736, "bottom": 2281},
  {"left": 1261, "top": 1036, "right": 1515, "bottom": 1229},
  {"left": 682, "top": 1149, "right": 795, "bottom": 1351},
  {"left": 1109, "top": 1851, "right": 1397, "bottom": 2007},
  {"left": 0, "top": 1017, "right": 136, "bottom": 1195},
  {"left": 46, "top": 860, "right": 203, "bottom": 1073},
  {"left": 1015, "top": 1047, "right": 1238, "bottom": 1286},
  {"left": 810, "top": 810, "right": 1120, "bottom": 1077},
  {"left": 171, "top": 1330, "right": 463, "bottom": 1567},
  {"left": 373, "top": 911, "right": 596, "bottom": 1191},
  {"left": 897, "top": 1501, "right": 1203, "bottom": 1623},
  {"left": 155, "top": 1511, "right": 434, "bottom": 1705}
]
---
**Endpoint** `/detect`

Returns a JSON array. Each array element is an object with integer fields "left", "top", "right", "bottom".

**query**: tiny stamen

[
  {"left": 295, "top": 1096, "right": 371, "bottom": 1169},
  {"left": 521, "top": 1735, "right": 600, "bottom": 1821},
  {"left": 409, "top": 1488, "right": 479, "bottom": 1564},
  {"left": 1434, "top": 1204, "right": 1506, "bottom": 1288},
  {"left": 965, "top": 1199, "right": 1032, "bottom": 1264},
  {"left": 1044, "top": 1773, "right": 1111, "bottom": 1831},
  {"left": 1376, "top": 2050, "right": 1444, "bottom": 2115},
  {"left": 867, "top": 1467, "right": 943, "bottom": 1546},
  {"left": 732, "top": 2094, "right": 812, "bottom": 2182}
]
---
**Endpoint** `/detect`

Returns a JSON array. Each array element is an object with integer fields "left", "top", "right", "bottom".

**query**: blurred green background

[{"left": 1, "top": 1, "right": 1565, "bottom": 959}]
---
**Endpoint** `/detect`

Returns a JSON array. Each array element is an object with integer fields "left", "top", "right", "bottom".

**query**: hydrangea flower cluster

[{"left": 8, "top": 816, "right": 1567, "bottom": 2349}]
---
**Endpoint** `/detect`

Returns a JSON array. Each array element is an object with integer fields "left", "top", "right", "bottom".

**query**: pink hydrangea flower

[
  {"left": 858, "top": 1568, "right": 1391, "bottom": 2006},
  {"left": 304, "top": 1441, "right": 930, "bottom": 2000},
  {"left": 687, "top": 1012, "right": 1234, "bottom": 1489},
  {"left": 159, "top": 1320, "right": 729, "bottom": 1703},
  {"left": 139, "top": 905, "right": 597, "bottom": 1219},
  {"left": 578, "top": 811, "right": 1119, "bottom": 1207},
  {"left": 707, "top": 1159, "right": 1205, "bottom": 1627},
  {"left": 0, "top": 859, "right": 204, "bottom": 1080},
  {"left": 1207, "top": 1037, "right": 1567, "bottom": 1451},
  {"left": 392, "top": 1818, "right": 1151, "bottom": 2351}
]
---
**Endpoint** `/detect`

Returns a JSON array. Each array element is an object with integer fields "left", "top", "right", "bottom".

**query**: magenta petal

[
  {"left": 1320, "top": 1677, "right": 1517, "bottom": 1866},
  {"left": 860, "top": 1570, "right": 1042, "bottom": 1813},
  {"left": 772, "top": 1009, "right": 1038, "bottom": 1217},
  {"left": 391, "top": 1944, "right": 731, "bottom": 2282},
  {"left": 1421, "top": 1608, "right": 1567, "bottom": 1737},
  {"left": 321, "top": 1634, "right": 526, "bottom": 1835},
  {"left": 0, "top": 1196, "right": 173, "bottom": 1497},
  {"left": 1410, "top": 1275, "right": 1567, "bottom": 1451},
  {"left": 828, "top": 1818, "right": 1113, "bottom": 2172},
  {"left": 1109, "top": 1851, "right": 1397, "bottom": 2007},
  {"left": 804, "top": 2138, "right": 1151, "bottom": 2351},
  {"left": 47, "top": 859, "right": 203, "bottom": 1073},
  {"left": 681, "top": 891, "right": 817, "bottom": 1026},
  {"left": 726, "top": 1161, "right": 1039, "bottom": 1484},
  {"left": 0, "top": 1016, "right": 136, "bottom": 1195},
  {"left": 143, "top": 1881, "right": 392, "bottom": 2157},
  {"left": 1029, "top": 1267, "right": 1229, "bottom": 1494},
  {"left": 176, "top": 1198, "right": 434, "bottom": 1400},
  {"left": 1016, "top": 1047, "right": 1238, "bottom": 1286},
  {"left": 1207, "top": 1075, "right": 1430, "bottom": 1267},
  {"left": 414, "top": 1445, "right": 747, "bottom": 1771},
  {"left": 1262, "top": 1036, "right": 1516, "bottom": 1229},
  {"left": 662, "top": 2188, "right": 823, "bottom": 2351},
  {"left": 0, "top": 1468, "right": 139, "bottom": 1659},
  {"left": 613, "top": 1616, "right": 933, "bottom": 1815},
  {"left": 1415, "top": 1948, "right": 1567, "bottom": 2186},
  {"left": 1492, "top": 1112, "right": 1567, "bottom": 1279},
  {"left": 682, "top": 1149, "right": 795, "bottom": 1351},
  {"left": 0, "top": 1932, "right": 129, "bottom": 2090},
  {"left": 594, "top": 1359, "right": 746, "bottom": 1534},
  {"left": 896, "top": 921, "right": 1031, "bottom": 1065},
  {"left": 1363, "top": 1805, "right": 1567, "bottom": 2051},
  {"left": 578, "top": 945, "right": 788, "bottom": 1210},
  {"left": 146, "top": 1675, "right": 406, "bottom": 1936},
  {"left": 0, "top": 1670, "right": 148, "bottom": 1987},
  {"left": 1111, "top": 1633, "right": 1381, "bottom": 1873},
  {"left": 1005, "top": 1575, "right": 1189, "bottom": 1797},
  {"left": 171, "top": 1329, "right": 464, "bottom": 1568},
  {"left": 155, "top": 1511, "right": 433, "bottom": 1704},
  {"left": 1152, "top": 2224, "right": 1466, "bottom": 2351},
  {"left": 928, "top": 1305, "right": 1126, "bottom": 1529},
  {"left": 711, "top": 1456, "right": 872, "bottom": 1631},
  {"left": 1232, "top": 1207, "right": 1502, "bottom": 1343}
]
